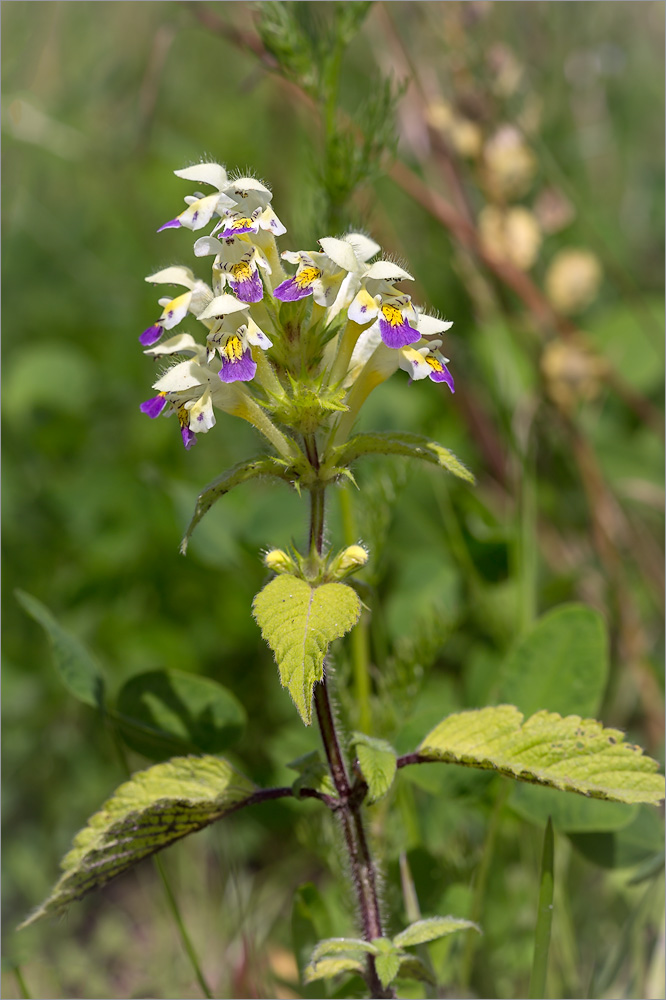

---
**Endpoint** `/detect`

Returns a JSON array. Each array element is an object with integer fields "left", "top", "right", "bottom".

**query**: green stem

[
  {"left": 13, "top": 966, "right": 31, "bottom": 1000},
  {"left": 460, "top": 780, "right": 509, "bottom": 988},
  {"left": 108, "top": 726, "right": 214, "bottom": 1000},
  {"left": 529, "top": 818, "right": 555, "bottom": 1000},
  {"left": 339, "top": 485, "right": 372, "bottom": 731},
  {"left": 154, "top": 855, "right": 214, "bottom": 1000}
]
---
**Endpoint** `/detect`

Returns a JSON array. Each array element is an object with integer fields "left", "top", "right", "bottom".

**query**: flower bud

[
  {"left": 328, "top": 544, "right": 369, "bottom": 580},
  {"left": 263, "top": 549, "right": 297, "bottom": 575}
]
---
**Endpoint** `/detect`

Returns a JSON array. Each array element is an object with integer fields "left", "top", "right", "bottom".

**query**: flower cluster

[{"left": 139, "top": 163, "right": 455, "bottom": 451}]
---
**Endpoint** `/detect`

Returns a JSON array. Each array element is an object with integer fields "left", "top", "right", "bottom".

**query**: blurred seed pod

[
  {"left": 482, "top": 125, "right": 537, "bottom": 200},
  {"left": 541, "top": 336, "right": 610, "bottom": 412},
  {"left": 487, "top": 43, "right": 524, "bottom": 98},
  {"left": 545, "top": 248, "right": 603, "bottom": 314},
  {"left": 534, "top": 187, "right": 576, "bottom": 234},
  {"left": 478, "top": 205, "right": 542, "bottom": 270},
  {"left": 426, "top": 100, "right": 483, "bottom": 158}
]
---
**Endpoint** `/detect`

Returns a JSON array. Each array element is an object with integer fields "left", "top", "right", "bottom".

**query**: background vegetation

[{"left": 2, "top": 2, "right": 664, "bottom": 998}]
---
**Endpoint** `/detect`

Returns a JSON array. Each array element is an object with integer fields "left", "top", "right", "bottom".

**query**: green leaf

[
  {"left": 393, "top": 915, "right": 480, "bottom": 948},
  {"left": 311, "top": 938, "right": 378, "bottom": 961},
  {"left": 180, "top": 456, "right": 295, "bottom": 553},
  {"left": 417, "top": 706, "right": 665, "bottom": 805},
  {"left": 20, "top": 756, "right": 255, "bottom": 927},
  {"left": 497, "top": 604, "right": 608, "bottom": 718},
  {"left": 15, "top": 590, "right": 105, "bottom": 708},
  {"left": 331, "top": 431, "right": 475, "bottom": 484},
  {"left": 351, "top": 733, "right": 397, "bottom": 803},
  {"left": 395, "top": 954, "right": 436, "bottom": 985},
  {"left": 569, "top": 805, "right": 665, "bottom": 870},
  {"left": 288, "top": 751, "right": 336, "bottom": 798},
  {"left": 114, "top": 668, "right": 246, "bottom": 761},
  {"left": 372, "top": 939, "right": 401, "bottom": 989},
  {"left": 304, "top": 956, "right": 366, "bottom": 984},
  {"left": 253, "top": 576, "right": 361, "bottom": 725},
  {"left": 510, "top": 783, "right": 637, "bottom": 833}
]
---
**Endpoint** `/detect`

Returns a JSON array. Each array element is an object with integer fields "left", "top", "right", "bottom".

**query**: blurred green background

[{"left": 2, "top": 3, "right": 664, "bottom": 998}]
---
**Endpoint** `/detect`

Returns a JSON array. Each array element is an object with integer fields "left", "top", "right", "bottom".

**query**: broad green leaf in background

[
  {"left": 496, "top": 603, "right": 609, "bottom": 718},
  {"left": 351, "top": 732, "right": 397, "bottom": 803},
  {"left": 586, "top": 298, "right": 665, "bottom": 394},
  {"left": 510, "top": 783, "right": 637, "bottom": 833},
  {"left": 330, "top": 431, "right": 475, "bottom": 484},
  {"left": 416, "top": 706, "right": 665, "bottom": 804},
  {"left": 393, "top": 916, "right": 480, "bottom": 948},
  {"left": 568, "top": 805, "right": 665, "bottom": 870},
  {"left": 16, "top": 590, "right": 105, "bottom": 708},
  {"left": 180, "top": 456, "right": 296, "bottom": 553},
  {"left": 20, "top": 756, "right": 255, "bottom": 927},
  {"left": 253, "top": 575, "right": 361, "bottom": 725},
  {"left": 114, "top": 668, "right": 246, "bottom": 761},
  {"left": 288, "top": 751, "right": 336, "bottom": 798}
]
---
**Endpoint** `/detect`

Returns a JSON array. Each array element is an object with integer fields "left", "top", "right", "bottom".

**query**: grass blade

[{"left": 529, "top": 817, "right": 555, "bottom": 999}]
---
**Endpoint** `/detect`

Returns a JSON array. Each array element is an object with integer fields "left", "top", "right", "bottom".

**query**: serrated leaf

[
  {"left": 311, "top": 938, "right": 378, "bottom": 961},
  {"left": 497, "top": 604, "right": 608, "bottom": 718},
  {"left": 304, "top": 956, "right": 366, "bottom": 983},
  {"left": 393, "top": 915, "right": 480, "bottom": 948},
  {"left": 253, "top": 576, "right": 361, "bottom": 725},
  {"left": 180, "top": 456, "right": 295, "bottom": 553},
  {"left": 114, "top": 668, "right": 246, "bottom": 761},
  {"left": 351, "top": 733, "right": 397, "bottom": 802},
  {"left": 417, "top": 706, "right": 665, "bottom": 805},
  {"left": 374, "top": 948, "right": 401, "bottom": 989},
  {"left": 331, "top": 431, "right": 475, "bottom": 484},
  {"left": 20, "top": 756, "right": 255, "bottom": 927},
  {"left": 15, "top": 590, "right": 105, "bottom": 708}
]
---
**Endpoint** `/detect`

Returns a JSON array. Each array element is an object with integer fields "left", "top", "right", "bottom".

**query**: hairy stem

[{"left": 307, "top": 438, "right": 394, "bottom": 1000}]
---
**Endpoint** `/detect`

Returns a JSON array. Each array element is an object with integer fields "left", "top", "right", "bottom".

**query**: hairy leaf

[
  {"left": 331, "top": 431, "right": 475, "bottom": 484},
  {"left": 393, "top": 916, "right": 480, "bottom": 948},
  {"left": 304, "top": 955, "right": 366, "bottom": 983},
  {"left": 20, "top": 756, "right": 255, "bottom": 927},
  {"left": 373, "top": 938, "right": 401, "bottom": 989},
  {"left": 16, "top": 590, "right": 105, "bottom": 708},
  {"left": 180, "top": 456, "right": 294, "bottom": 553},
  {"left": 311, "top": 938, "right": 377, "bottom": 961},
  {"left": 351, "top": 733, "right": 397, "bottom": 803},
  {"left": 253, "top": 576, "right": 361, "bottom": 724},
  {"left": 416, "top": 706, "right": 665, "bottom": 805}
]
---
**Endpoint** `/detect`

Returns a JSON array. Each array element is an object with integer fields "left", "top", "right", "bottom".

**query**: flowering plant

[
  {"left": 139, "top": 162, "right": 455, "bottom": 468},
  {"left": 20, "top": 162, "right": 664, "bottom": 1000}
]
